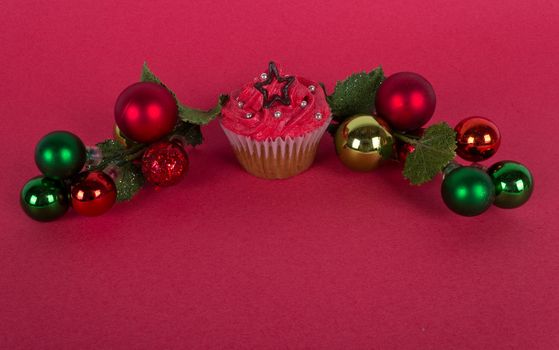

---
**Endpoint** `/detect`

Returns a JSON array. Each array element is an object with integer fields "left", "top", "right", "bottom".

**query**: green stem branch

[
  {"left": 393, "top": 132, "right": 421, "bottom": 145},
  {"left": 90, "top": 143, "right": 147, "bottom": 171}
]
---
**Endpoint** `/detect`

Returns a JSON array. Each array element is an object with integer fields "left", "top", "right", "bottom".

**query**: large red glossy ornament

[
  {"left": 114, "top": 82, "right": 178, "bottom": 143},
  {"left": 141, "top": 141, "right": 189, "bottom": 187},
  {"left": 375, "top": 72, "right": 436, "bottom": 131},
  {"left": 455, "top": 116, "right": 501, "bottom": 161},
  {"left": 71, "top": 171, "right": 117, "bottom": 216}
]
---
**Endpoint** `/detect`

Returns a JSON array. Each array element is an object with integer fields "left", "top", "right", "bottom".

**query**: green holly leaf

[
  {"left": 115, "top": 163, "right": 145, "bottom": 201},
  {"left": 402, "top": 122, "right": 457, "bottom": 185},
  {"left": 177, "top": 94, "right": 228, "bottom": 126},
  {"left": 327, "top": 66, "right": 385, "bottom": 135},
  {"left": 141, "top": 62, "right": 227, "bottom": 126},
  {"left": 172, "top": 121, "right": 203, "bottom": 147},
  {"left": 140, "top": 61, "right": 164, "bottom": 85}
]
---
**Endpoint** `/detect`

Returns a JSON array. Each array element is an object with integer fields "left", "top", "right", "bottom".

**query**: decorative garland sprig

[{"left": 20, "top": 62, "right": 534, "bottom": 221}]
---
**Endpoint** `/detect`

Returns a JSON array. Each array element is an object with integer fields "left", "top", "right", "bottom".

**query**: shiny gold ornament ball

[{"left": 334, "top": 114, "right": 394, "bottom": 171}]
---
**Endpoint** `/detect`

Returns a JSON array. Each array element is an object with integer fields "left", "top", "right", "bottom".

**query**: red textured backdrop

[{"left": 1, "top": 0, "right": 558, "bottom": 349}]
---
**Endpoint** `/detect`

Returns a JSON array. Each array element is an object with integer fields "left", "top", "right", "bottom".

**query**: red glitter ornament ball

[
  {"left": 455, "top": 116, "right": 501, "bottom": 162},
  {"left": 71, "top": 171, "right": 117, "bottom": 216},
  {"left": 114, "top": 82, "right": 178, "bottom": 143},
  {"left": 375, "top": 72, "right": 436, "bottom": 131},
  {"left": 141, "top": 141, "right": 189, "bottom": 187}
]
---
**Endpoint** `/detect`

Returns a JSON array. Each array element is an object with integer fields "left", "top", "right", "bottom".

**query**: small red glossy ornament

[
  {"left": 396, "top": 128, "right": 424, "bottom": 162},
  {"left": 141, "top": 141, "right": 189, "bottom": 187},
  {"left": 114, "top": 82, "right": 178, "bottom": 143},
  {"left": 71, "top": 171, "right": 117, "bottom": 216},
  {"left": 455, "top": 116, "right": 501, "bottom": 162},
  {"left": 375, "top": 72, "right": 436, "bottom": 131}
]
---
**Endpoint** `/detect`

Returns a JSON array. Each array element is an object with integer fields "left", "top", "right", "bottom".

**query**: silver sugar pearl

[
  {"left": 245, "top": 112, "right": 253, "bottom": 119},
  {"left": 260, "top": 73, "right": 268, "bottom": 80},
  {"left": 315, "top": 112, "right": 323, "bottom": 120},
  {"left": 274, "top": 111, "right": 282, "bottom": 118},
  {"left": 308, "top": 85, "right": 316, "bottom": 93},
  {"left": 300, "top": 100, "right": 308, "bottom": 108},
  {"left": 237, "top": 101, "right": 244, "bottom": 108}
]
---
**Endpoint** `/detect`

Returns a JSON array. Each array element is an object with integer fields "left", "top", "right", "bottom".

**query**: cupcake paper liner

[{"left": 220, "top": 116, "right": 332, "bottom": 179}]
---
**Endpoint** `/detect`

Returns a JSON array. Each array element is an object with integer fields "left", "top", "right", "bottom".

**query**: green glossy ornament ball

[
  {"left": 35, "top": 131, "right": 86, "bottom": 179},
  {"left": 488, "top": 161, "right": 534, "bottom": 209},
  {"left": 441, "top": 166, "right": 495, "bottom": 216},
  {"left": 20, "top": 176, "right": 69, "bottom": 221}
]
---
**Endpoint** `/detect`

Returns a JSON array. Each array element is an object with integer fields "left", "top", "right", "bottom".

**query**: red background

[{"left": 1, "top": 0, "right": 558, "bottom": 348}]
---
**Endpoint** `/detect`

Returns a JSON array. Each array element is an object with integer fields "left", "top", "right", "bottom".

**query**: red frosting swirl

[{"left": 220, "top": 63, "right": 331, "bottom": 141}]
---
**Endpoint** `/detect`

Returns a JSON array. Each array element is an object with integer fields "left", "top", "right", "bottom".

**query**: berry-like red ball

[
  {"left": 455, "top": 116, "right": 501, "bottom": 162},
  {"left": 141, "top": 141, "right": 189, "bottom": 187},
  {"left": 114, "top": 82, "right": 178, "bottom": 143},
  {"left": 375, "top": 72, "right": 436, "bottom": 131},
  {"left": 71, "top": 171, "right": 117, "bottom": 216},
  {"left": 395, "top": 128, "right": 424, "bottom": 162}
]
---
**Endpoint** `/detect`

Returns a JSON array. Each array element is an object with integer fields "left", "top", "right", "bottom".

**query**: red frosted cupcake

[{"left": 220, "top": 62, "right": 332, "bottom": 179}]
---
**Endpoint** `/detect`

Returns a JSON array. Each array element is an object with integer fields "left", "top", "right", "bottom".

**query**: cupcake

[{"left": 220, "top": 62, "right": 332, "bottom": 179}]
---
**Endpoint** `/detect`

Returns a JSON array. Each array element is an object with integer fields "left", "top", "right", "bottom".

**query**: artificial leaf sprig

[
  {"left": 396, "top": 122, "right": 457, "bottom": 185},
  {"left": 87, "top": 64, "right": 229, "bottom": 201},
  {"left": 327, "top": 67, "right": 457, "bottom": 185},
  {"left": 326, "top": 67, "right": 385, "bottom": 135},
  {"left": 87, "top": 139, "right": 146, "bottom": 201},
  {"left": 141, "top": 63, "right": 228, "bottom": 126}
]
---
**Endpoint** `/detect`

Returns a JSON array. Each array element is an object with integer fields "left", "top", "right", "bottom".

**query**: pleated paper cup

[{"left": 220, "top": 116, "right": 332, "bottom": 179}]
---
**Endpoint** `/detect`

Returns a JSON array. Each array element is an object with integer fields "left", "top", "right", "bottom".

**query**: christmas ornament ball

[
  {"left": 487, "top": 161, "right": 533, "bottom": 209},
  {"left": 455, "top": 116, "right": 501, "bottom": 162},
  {"left": 114, "top": 82, "right": 178, "bottom": 143},
  {"left": 20, "top": 176, "right": 69, "bottom": 221},
  {"left": 141, "top": 141, "right": 189, "bottom": 186},
  {"left": 334, "top": 114, "right": 393, "bottom": 171},
  {"left": 441, "top": 166, "right": 495, "bottom": 216},
  {"left": 35, "top": 131, "right": 86, "bottom": 179},
  {"left": 71, "top": 171, "right": 117, "bottom": 216},
  {"left": 375, "top": 72, "right": 436, "bottom": 131}
]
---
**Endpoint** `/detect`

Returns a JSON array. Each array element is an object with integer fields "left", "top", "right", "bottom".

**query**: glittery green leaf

[
  {"left": 402, "top": 122, "right": 457, "bottom": 185},
  {"left": 91, "top": 139, "right": 145, "bottom": 200},
  {"left": 327, "top": 67, "right": 385, "bottom": 135},
  {"left": 141, "top": 62, "right": 226, "bottom": 126},
  {"left": 96, "top": 139, "right": 124, "bottom": 156},
  {"left": 115, "top": 163, "right": 145, "bottom": 201}
]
